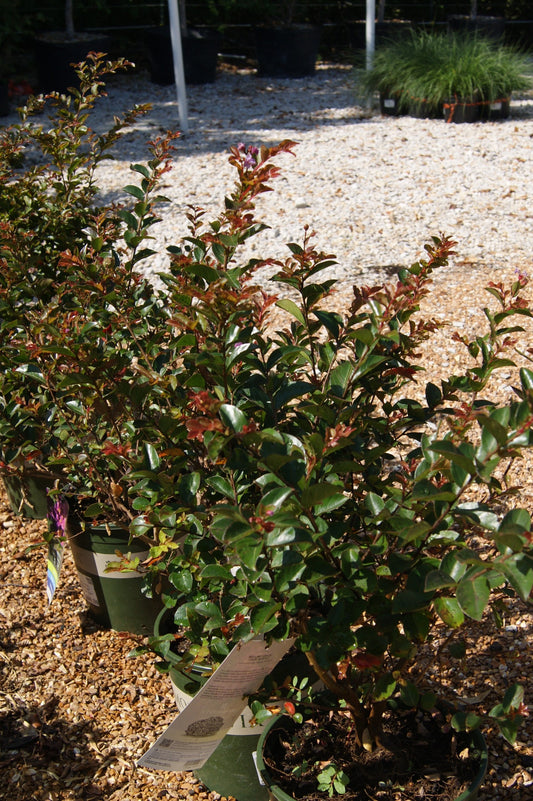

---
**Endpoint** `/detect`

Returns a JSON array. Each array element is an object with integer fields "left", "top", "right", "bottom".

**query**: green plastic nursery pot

[
  {"left": 170, "top": 663, "right": 269, "bottom": 801},
  {"left": 256, "top": 715, "right": 489, "bottom": 801},
  {"left": 67, "top": 523, "right": 162, "bottom": 635},
  {"left": 2, "top": 472, "right": 54, "bottom": 519},
  {"left": 157, "top": 611, "right": 318, "bottom": 801}
]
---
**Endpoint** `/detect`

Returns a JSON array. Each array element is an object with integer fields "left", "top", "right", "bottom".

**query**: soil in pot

[{"left": 259, "top": 707, "right": 487, "bottom": 801}]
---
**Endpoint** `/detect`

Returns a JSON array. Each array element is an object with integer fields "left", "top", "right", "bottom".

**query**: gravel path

[{"left": 57, "top": 61, "right": 533, "bottom": 289}]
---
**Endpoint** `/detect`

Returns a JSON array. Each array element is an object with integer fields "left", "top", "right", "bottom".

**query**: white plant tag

[
  {"left": 46, "top": 539, "right": 65, "bottom": 605},
  {"left": 138, "top": 637, "right": 294, "bottom": 772}
]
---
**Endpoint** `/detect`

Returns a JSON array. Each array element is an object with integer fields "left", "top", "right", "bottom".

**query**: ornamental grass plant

[{"left": 361, "top": 29, "right": 532, "bottom": 117}]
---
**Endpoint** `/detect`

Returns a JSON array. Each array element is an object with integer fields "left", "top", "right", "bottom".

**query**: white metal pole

[
  {"left": 366, "top": 0, "right": 376, "bottom": 72},
  {"left": 168, "top": 0, "right": 189, "bottom": 134}
]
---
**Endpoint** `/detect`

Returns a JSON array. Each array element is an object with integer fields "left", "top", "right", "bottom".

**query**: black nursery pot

[
  {"left": 34, "top": 34, "right": 112, "bottom": 93},
  {"left": 443, "top": 96, "right": 482, "bottom": 124},
  {"left": 379, "top": 92, "right": 402, "bottom": 116},
  {"left": 145, "top": 27, "right": 220, "bottom": 85},
  {"left": 0, "top": 80, "right": 9, "bottom": 116},
  {"left": 254, "top": 24, "right": 321, "bottom": 78},
  {"left": 447, "top": 15, "right": 505, "bottom": 42}
]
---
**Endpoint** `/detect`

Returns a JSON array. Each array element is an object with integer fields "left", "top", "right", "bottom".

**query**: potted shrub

[
  {"left": 135, "top": 142, "right": 533, "bottom": 799},
  {"left": 144, "top": 0, "right": 220, "bottom": 85},
  {"left": 33, "top": 0, "right": 111, "bottom": 92},
  {"left": 448, "top": 0, "right": 506, "bottom": 42},
  {"left": 0, "top": 0, "right": 29, "bottom": 115},
  {"left": 249, "top": 0, "right": 322, "bottom": 78},
  {"left": 0, "top": 54, "right": 138, "bottom": 516},
  {"left": 361, "top": 29, "right": 531, "bottom": 121},
  {"left": 0, "top": 55, "right": 172, "bottom": 632}
]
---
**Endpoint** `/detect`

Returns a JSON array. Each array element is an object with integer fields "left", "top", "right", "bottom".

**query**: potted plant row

[
  {"left": 361, "top": 29, "right": 531, "bottom": 122},
  {"left": 2, "top": 57, "right": 532, "bottom": 801}
]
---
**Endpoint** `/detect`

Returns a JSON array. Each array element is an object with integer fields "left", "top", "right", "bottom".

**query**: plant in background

[
  {"left": 0, "top": 55, "right": 148, "bottom": 488},
  {"left": 361, "top": 29, "right": 531, "bottom": 116}
]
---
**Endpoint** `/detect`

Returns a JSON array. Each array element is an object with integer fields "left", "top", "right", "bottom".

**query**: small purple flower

[
  {"left": 243, "top": 153, "right": 256, "bottom": 169},
  {"left": 47, "top": 495, "right": 69, "bottom": 536}
]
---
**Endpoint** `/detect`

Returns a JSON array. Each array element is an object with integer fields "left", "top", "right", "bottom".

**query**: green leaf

[
  {"left": 301, "top": 483, "right": 343, "bottom": 510},
  {"left": 424, "top": 569, "right": 455, "bottom": 591},
  {"left": 178, "top": 471, "right": 201, "bottom": 502},
  {"left": 519, "top": 367, "right": 533, "bottom": 392},
  {"left": 219, "top": 403, "right": 247, "bottom": 432},
  {"left": 328, "top": 362, "right": 354, "bottom": 396},
  {"left": 374, "top": 673, "right": 397, "bottom": 702},
  {"left": 499, "top": 553, "right": 533, "bottom": 601},
  {"left": 425, "top": 382, "right": 442, "bottom": 408},
  {"left": 276, "top": 298, "right": 305, "bottom": 325},
  {"left": 498, "top": 508, "right": 531, "bottom": 536},
  {"left": 144, "top": 442, "right": 160, "bottom": 470},
  {"left": 433, "top": 597, "right": 465, "bottom": 628},
  {"left": 392, "top": 590, "right": 431, "bottom": 613},
  {"left": 119, "top": 209, "right": 138, "bottom": 230},
  {"left": 456, "top": 572, "right": 490, "bottom": 620},
  {"left": 451, "top": 711, "right": 482, "bottom": 732},
  {"left": 250, "top": 601, "right": 281, "bottom": 634},
  {"left": 206, "top": 475, "right": 235, "bottom": 500},
  {"left": 260, "top": 486, "right": 293, "bottom": 510},
  {"left": 123, "top": 184, "right": 145, "bottom": 200},
  {"left": 199, "top": 564, "right": 233, "bottom": 581},
  {"left": 314, "top": 309, "right": 342, "bottom": 339},
  {"left": 399, "top": 681, "right": 419, "bottom": 708},
  {"left": 273, "top": 381, "right": 314, "bottom": 410},
  {"left": 170, "top": 570, "right": 193, "bottom": 594}
]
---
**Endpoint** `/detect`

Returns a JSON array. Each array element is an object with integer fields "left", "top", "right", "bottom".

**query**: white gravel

[{"left": 6, "top": 62, "right": 533, "bottom": 289}]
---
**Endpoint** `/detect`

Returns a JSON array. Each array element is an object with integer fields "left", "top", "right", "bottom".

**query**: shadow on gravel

[
  {"left": 0, "top": 699, "right": 114, "bottom": 801},
  {"left": 93, "top": 64, "right": 373, "bottom": 164}
]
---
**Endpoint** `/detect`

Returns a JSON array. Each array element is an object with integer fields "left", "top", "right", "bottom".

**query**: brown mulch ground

[{"left": 1, "top": 262, "right": 533, "bottom": 801}]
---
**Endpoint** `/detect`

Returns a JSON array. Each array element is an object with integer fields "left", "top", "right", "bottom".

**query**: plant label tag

[
  {"left": 383, "top": 98, "right": 396, "bottom": 108},
  {"left": 137, "top": 637, "right": 295, "bottom": 772},
  {"left": 46, "top": 539, "right": 65, "bottom": 605},
  {"left": 490, "top": 102, "right": 502, "bottom": 110}
]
